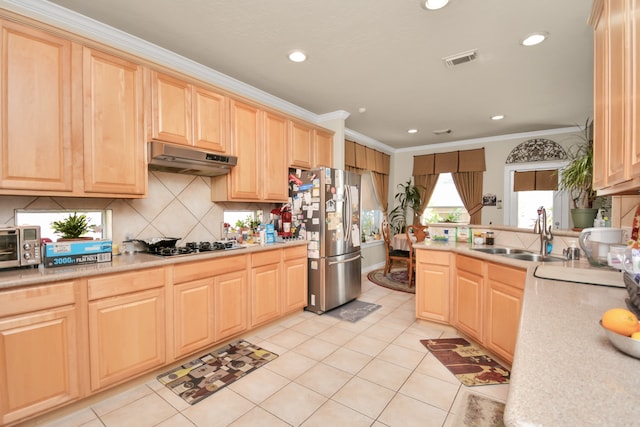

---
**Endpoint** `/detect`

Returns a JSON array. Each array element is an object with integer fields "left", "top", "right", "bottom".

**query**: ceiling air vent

[{"left": 442, "top": 49, "right": 478, "bottom": 67}]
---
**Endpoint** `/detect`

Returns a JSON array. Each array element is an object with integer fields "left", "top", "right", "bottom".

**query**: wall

[
  {"left": 0, "top": 171, "right": 273, "bottom": 247},
  {"left": 360, "top": 241, "right": 385, "bottom": 272},
  {"left": 389, "top": 128, "right": 586, "bottom": 226}
]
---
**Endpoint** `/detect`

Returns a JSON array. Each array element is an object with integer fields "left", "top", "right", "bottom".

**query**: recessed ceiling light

[
  {"left": 288, "top": 50, "right": 307, "bottom": 62},
  {"left": 421, "top": 0, "right": 450, "bottom": 10},
  {"left": 521, "top": 32, "right": 548, "bottom": 46},
  {"left": 358, "top": 107, "right": 367, "bottom": 113},
  {"left": 491, "top": 115, "right": 505, "bottom": 121},
  {"left": 407, "top": 129, "right": 418, "bottom": 134}
]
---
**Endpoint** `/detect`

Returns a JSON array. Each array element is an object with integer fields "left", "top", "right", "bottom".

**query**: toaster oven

[{"left": 0, "top": 225, "right": 41, "bottom": 269}]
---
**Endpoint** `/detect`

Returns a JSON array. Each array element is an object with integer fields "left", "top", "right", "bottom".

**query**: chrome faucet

[{"left": 533, "top": 206, "right": 553, "bottom": 255}]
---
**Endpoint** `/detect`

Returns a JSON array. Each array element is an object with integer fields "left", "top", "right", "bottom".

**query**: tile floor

[{"left": 26, "top": 274, "right": 509, "bottom": 427}]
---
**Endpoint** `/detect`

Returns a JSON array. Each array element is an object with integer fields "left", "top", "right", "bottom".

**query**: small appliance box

[{"left": 43, "top": 240, "right": 112, "bottom": 268}]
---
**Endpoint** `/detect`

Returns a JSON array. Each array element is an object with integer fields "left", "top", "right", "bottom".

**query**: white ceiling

[{"left": 42, "top": 0, "right": 594, "bottom": 150}]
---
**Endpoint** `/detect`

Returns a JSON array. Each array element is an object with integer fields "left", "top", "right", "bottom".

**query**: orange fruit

[
  {"left": 632, "top": 332, "right": 640, "bottom": 341},
  {"left": 602, "top": 308, "right": 639, "bottom": 336}
]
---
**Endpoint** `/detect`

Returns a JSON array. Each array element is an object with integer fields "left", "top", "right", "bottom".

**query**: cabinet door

[
  {"left": 415, "top": 250, "right": 450, "bottom": 323},
  {"left": 174, "top": 278, "right": 214, "bottom": 358},
  {"left": 214, "top": 270, "right": 248, "bottom": 341},
  {"left": 263, "top": 112, "right": 288, "bottom": 201},
  {"left": 150, "top": 72, "right": 191, "bottom": 146},
  {"left": 593, "top": 1, "right": 607, "bottom": 189},
  {"left": 289, "top": 121, "right": 312, "bottom": 169},
  {"left": 82, "top": 48, "right": 146, "bottom": 195},
  {"left": 0, "top": 20, "right": 73, "bottom": 192},
  {"left": 250, "top": 263, "right": 281, "bottom": 327},
  {"left": 283, "top": 257, "right": 308, "bottom": 314},
  {"left": 0, "top": 307, "right": 79, "bottom": 425},
  {"left": 455, "top": 269, "right": 483, "bottom": 341},
  {"left": 485, "top": 263, "right": 525, "bottom": 363},
  {"left": 193, "top": 86, "right": 228, "bottom": 152},
  {"left": 227, "top": 99, "right": 261, "bottom": 199},
  {"left": 629, "top": 0, "right": 640, "bottom": 178},
  {"left": 313, "top": 129, "right": 333, "bottom": 168},
  {"left": 88, "top": 288, "right": 166, "bottom": 391},
  {"left": 605, "top": 0, "right": 627, "bottom": 185}
]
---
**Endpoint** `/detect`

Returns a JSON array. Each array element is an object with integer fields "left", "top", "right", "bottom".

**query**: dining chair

[
  {"left": 406, "top": 224, "right": 429, "bottom": 287},
  {"left": 381, "top": 219, "right": 410, "bottom": 275}
]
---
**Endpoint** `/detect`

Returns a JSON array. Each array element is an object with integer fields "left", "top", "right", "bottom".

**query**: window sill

[{"left": 361, "top": 240, "right": 384, "bottom": 249}]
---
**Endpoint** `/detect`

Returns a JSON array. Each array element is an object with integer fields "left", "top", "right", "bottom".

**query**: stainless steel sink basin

[
  {"left": 501, "top": 253, "right": 565, "bottom": 262},
  {"left": 471, "top": 247, "right": 532, "bottom": 255}
]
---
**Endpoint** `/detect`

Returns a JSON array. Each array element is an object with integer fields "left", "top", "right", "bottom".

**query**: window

[
  {"left": 504, "top": 161, "right": 569, "bottom": 229},
  {"left": 422, "top": 173, "right": 470, "bottom": 223},
  {"left": 361, "top": 172, "right": 383, "bottom": 242},
  {"left": 15, "top": 209, "right": 111, "bottom": 241}
]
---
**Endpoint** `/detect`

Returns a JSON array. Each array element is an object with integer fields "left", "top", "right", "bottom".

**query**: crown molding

[
  {"left": 344, "top": 128, "right": 395, "bottom": 154},
  {"left": 0, "top": 0, "right": 320, "bottom": 123},
  {"left": 317, "top": 110, "right": 351, "bottom": 122},
  {"left": 394, "top": 126, "right": 581, "bottom": 154}
]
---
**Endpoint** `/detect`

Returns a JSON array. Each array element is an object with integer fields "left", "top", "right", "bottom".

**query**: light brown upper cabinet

[
  {"left": 0, "top": 20, "right": 74, "bottom": 193},
  {"left": 289, "top": 120, "right": 313, "bottom": 169},
  {"left": 0, "top": 19, "right": 147, "bottom": 197},
  {"left": 149, "top": 71, "right": 228, "bottom": 153},
  {"left": 82, "top": 47, "right": 146, "bottom": 195},
  {"left": 314, "top": 129, "right": 334, "bottom": 168},
  {"left": 212, "top": 99, "right": 288, "bottom": 202},
  {"left": 591, "top": 0, "right": 640, "bottom": 194}
]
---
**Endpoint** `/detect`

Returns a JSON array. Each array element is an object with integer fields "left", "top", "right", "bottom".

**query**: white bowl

[{"left": 600, "top": 320, "right": 640, "bottom": 359}]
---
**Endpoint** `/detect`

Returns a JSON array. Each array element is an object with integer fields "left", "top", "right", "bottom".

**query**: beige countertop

[
  {"left": 0, "top": 241, "right": 308, "bottom": 290},
  {"left": 415, "top": 240, "right": 638, "bottom": 426}
]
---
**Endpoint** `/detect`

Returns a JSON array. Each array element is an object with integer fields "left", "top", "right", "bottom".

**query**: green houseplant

[
  {"left": 388, "top": 179, "right": 423, "bottom": 234},
  {"left": 51, "top": 212, "right": 92, "bottom": 240},
  {"left": 559, "top": 119, "right": 598, "bottom": 229}
]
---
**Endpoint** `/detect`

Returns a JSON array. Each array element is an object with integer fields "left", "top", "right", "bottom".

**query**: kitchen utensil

[
  {"left": 579, "top": 227, "right": 625, "bottom": 266},
  {"left": 563, "top": 246, "right": 580, "bottom": 260},
  {"left": 599, "top": 320, "right": 640, "bottom": 359}
]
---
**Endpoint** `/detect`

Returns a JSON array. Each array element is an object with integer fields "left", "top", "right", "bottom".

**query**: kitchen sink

[
  {"left": 471, "top": 247, "right": 532, "bottom": 255},
  {"left": 501, "top": 253, "right": 565, "bottom": 262}
]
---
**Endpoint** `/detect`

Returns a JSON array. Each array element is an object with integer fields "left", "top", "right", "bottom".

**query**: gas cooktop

[{"left": 147, "top": 241, "right": 245, "bottom": 257}]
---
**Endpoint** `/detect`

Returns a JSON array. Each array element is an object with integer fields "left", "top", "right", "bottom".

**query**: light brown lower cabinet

[
  {"left": 0, "top": 281, "right": 82, "bottom": 425},
  {"left": 415, "top": 250, "right": 452, "bottom": 323},
  {"left": 454, "top": 255, "right": 484, "bottom": 342},
  {"left": 0, "top": 246, "right": 308, "bottom": 424},
  {"left": 87, "top": 267, "right": 167, "bottom": 391},
  {"left": 250, "top": 250, "right": 282, "bottom": 328},
  {"left": 485, "top": 262, "right": 525, "bottom": 362},
  {"left": 416, "top": 249, "right": 525, "bottom": 363},
  {"left": 282, "top": 245, "right": 308, "bottom": 314},
  {"left": 172, "top": 254, "right": 248, "bottom": 358}
]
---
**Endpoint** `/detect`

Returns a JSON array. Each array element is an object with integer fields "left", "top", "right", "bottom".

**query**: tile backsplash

[{"left": 0, "top": 171, "right": 275, "bottom": 246}]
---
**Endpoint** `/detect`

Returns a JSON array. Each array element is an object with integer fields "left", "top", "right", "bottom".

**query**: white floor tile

[
  {"left": 378, "top": 393, "right": 448, "bottom": 427},
  {"left": 301, "top": 399, "right": 374, "bottom": 427},
  {"left": 331, "top": 377, "right": 396, "bottom": 419},
  {"left": 259, "top": 382, "right": 327, "bottom": 426}
]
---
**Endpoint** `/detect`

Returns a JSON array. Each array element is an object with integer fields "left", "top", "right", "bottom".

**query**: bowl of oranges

[{"left": 600, "top": 308, "right": 640, "bottom": 359}]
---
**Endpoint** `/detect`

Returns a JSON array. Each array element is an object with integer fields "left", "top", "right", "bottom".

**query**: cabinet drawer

[
  {"left": 0, "top": 281, "right": 76, "bottom": 318},
  {"left": 283, "top": 245, "right": 307, "bottom": 260},
  {"left": 88, "top": 267, "right": 166, "bottom": 300},
  {"left": 251, "top": 250, "right": 281, "bottom": 267},
  {"left": 417, "top": 249, "right": 450, "bottom": 266},
  {"left": 456, "top": 255, "right": 484, "bottom": 275},
  {"left": 487, "top": 262, "right": 526, "bottom": 290},
  {"left": 173, "top": 254, "right": 248, "bottom": 283}
]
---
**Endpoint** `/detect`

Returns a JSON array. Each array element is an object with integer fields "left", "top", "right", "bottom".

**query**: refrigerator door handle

[
  {"left": 343, "top": 185, "right": 350, "bottom": 243},
  {"left": 328, "top": 254, "right": 362, "bottom": 266}
]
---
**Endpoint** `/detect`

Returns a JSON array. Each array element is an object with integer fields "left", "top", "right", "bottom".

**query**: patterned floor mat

[
  {"left": 157, "top": 340, "right": 278, "bottom": 405},
  {"left": 421, "top": 338, "right": 510, "bottom": 386}
]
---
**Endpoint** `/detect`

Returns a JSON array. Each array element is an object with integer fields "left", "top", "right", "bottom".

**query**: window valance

[
  {"left": 344, "top": 140, "right": 390, "bottom": 175},
  {"left": 412, "top": 148, "right": 486, "bottom": 175},
  {"left": 513, "top": 169, "right": 558, "bottom": 191}
]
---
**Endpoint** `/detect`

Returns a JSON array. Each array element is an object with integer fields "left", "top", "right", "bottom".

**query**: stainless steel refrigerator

[{"left": 290, "top": 168, "right": 362, "bottom": 314}]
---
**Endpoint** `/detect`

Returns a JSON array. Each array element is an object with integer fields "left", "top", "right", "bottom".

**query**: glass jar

[{"left": 485, "top": 231, "right": 495, "bottom": 245}]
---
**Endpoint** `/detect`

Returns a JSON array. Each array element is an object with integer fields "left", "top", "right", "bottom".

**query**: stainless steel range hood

[{"left": 148, "top": 142, "right": 237, "bottom": 177}]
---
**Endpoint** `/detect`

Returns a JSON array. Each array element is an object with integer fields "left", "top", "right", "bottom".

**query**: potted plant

[
  {"left": 559, "top": 119, "right": 598, "bottom": 229},
  {"left": 51, "top": 212, "right": 92, "bottom": 240},
  {"left": 388, "top": 179, "right": 423, "bottom": 234}
]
